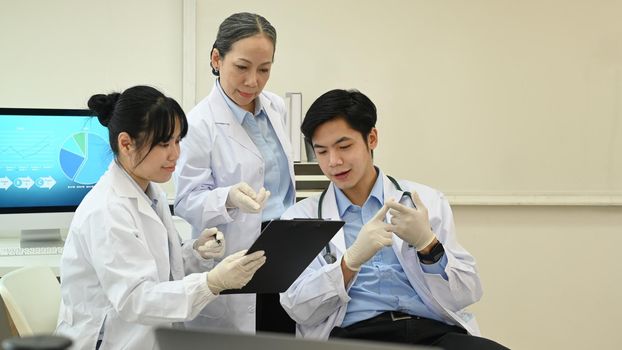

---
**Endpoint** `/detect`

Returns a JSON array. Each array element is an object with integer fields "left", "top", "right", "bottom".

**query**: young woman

[
  {"left": 174, "top": 13, "right": 296, "bottom": 333},
  {"left": 55, "top": 86, "right": 265, "bottom": 349}
]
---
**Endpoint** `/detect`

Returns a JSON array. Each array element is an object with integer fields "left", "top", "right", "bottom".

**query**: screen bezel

[{"left": 0, "top": 107, "right": 103, "bottom": 214}]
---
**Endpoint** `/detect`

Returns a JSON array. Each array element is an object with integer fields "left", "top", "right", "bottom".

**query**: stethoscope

[{"left": 318, "top": 175, "right": 415, "bottom": 264}]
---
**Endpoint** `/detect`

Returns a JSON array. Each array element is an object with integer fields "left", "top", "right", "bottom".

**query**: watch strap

[{"left": 417, "top": 241, "right": 445, "bottom": 263}]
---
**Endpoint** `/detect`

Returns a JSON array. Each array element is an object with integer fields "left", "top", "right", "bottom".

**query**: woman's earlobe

[
  {"left": 117, "top": 132, "right": 134, "bottom": 153},
  {"left": 211, "top": 49, "right": 220, "bottom": 67}
]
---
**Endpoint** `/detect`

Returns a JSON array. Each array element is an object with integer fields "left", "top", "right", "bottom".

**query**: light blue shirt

[
  {"left": 336, "top": 169, "right": 448, "bottom": 327},
  {"left": 217, "top": 81, "right": 294, "bottom": 221}
]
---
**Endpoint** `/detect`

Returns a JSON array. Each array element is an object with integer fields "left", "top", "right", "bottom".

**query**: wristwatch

[{"left": 417, "top": 241, "right": 445, "bottom": 264}]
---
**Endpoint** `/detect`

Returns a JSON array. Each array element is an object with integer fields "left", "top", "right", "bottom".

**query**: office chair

[{"left": 0, "top": 266, "right": 61, "bottom": 336}]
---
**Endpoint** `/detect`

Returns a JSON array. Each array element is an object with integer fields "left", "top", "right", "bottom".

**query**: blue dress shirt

[
  {"left": 335, "top": 169, "right": 448, "bottom": 327},
  {"left": 217, "top": 81, "right": 294, "bottom": 221}
]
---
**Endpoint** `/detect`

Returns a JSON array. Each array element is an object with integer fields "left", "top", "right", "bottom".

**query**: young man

[{"left": 280, "top": 89, "right": 508, "bottom": 349}]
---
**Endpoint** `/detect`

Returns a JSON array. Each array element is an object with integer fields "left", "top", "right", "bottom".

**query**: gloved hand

[
  {"left": 343, "top": 204, "right": 392, "bottom": 271},
  {"left": 386, "top": 192, "right": 436, "bottom": 251},
  {"left": 207, "top": 250, "right": 266, "bottom": 294},
  {"left": 225, "top": 182, "right": 271, "bottom": 213},
  {"left": 193, "top": 227, "right": 225, "bottom": 259}
]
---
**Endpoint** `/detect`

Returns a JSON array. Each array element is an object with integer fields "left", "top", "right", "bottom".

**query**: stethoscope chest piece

[{"left": 323, "top": 251, "right": 337, "bottom": 264}]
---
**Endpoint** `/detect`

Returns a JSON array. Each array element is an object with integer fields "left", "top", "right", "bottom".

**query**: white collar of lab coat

[
  {"left": 206, "top": 81, "right": 289, "bottom": 162},
  {"left": 319, "top": 183, "right": 346, "bottom": 255},
  {"left": 207, "top": 81, "right": 262, "bottom": 159},
  {"left": 323, "top": 172, "right": 407, "bottom": 255},
  {"left": 108, "top": 161, "right": 162, "bottom": 225},
  {"left": 107, "top": 161, "right": 184, "bottom": 280}
]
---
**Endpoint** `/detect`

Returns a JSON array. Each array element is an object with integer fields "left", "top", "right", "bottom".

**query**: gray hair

[{"left": 211, "top": 12, "right": 277, "bottom": 76}]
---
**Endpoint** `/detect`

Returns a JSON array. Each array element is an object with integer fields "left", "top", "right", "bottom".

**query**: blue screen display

[{"left": 0, "top": 109, "right": 113, "bottom": 212}]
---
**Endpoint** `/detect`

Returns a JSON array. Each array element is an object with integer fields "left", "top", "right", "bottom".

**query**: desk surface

[
  {"left": 0, "top": 239, "right": 60, "bottom": 276},
  {"left": 0, "top": 216, "right": 193, "bottom": 277}
]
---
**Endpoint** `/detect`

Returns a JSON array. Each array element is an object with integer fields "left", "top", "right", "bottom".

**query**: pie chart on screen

[{"left": 59, "top": 132, "right": 112, "bottom": 184}]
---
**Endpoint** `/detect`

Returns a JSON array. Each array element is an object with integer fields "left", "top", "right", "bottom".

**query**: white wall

[
  {"left": 0, "top": 0, "right": 183, "bottom": 107},
  {"left": 455, "top": 205, "right": 622, "bottom": 349}
]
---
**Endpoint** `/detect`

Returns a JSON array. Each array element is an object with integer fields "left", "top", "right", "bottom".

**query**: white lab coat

[
  {"left": 280, "top": 174, "right": 483, "bottom": 339},
  {"left": 56, "top": 162, "right": 217, "bottom": 350},
  {"left": 174, "top": 82, "right": 295, "bottom": 332}
]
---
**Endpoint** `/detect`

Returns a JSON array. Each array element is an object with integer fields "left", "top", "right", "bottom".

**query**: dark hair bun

[{"left": 88, "top": 92, "right": 120, "bottom": 127}]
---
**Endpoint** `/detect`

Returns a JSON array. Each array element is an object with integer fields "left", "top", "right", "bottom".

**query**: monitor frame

[{"left": 0, "top": 107, "right": 104, "bottom": 215}]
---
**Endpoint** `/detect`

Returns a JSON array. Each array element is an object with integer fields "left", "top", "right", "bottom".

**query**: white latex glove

[
  {"left": 386, "top": 192, "right": 436, "bottom": 251},
  {"left": 343, "top": 204, "right": 393, "bottom": 271},
  {"left": 193, "top": 227, "right": 225, "bottom": 259},
  {"left": 225, "top": 182, "right": 271, "bottom": 213},
  {"left": 207, "top": 250, "right": 266, "bottom": 294}
]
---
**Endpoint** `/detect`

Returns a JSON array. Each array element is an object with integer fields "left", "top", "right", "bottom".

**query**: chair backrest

[{"left": 0, "top": 266, "right": 60, "bottom": 336}]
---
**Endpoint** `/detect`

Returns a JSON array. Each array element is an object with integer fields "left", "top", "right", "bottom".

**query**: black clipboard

[{"left": 221, "top": 219, "right": 344, "bottom": 294}]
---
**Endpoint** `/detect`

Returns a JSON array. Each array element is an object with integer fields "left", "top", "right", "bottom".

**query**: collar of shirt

[
  {"left": 145, "top": 185, "right": 159, "bottom": 210},
  {"left": 334, "top": 168, "right": 385, "bottom": 217},
  {"left": 216, "top": 79, "right": 265, "bottom": 123}
]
